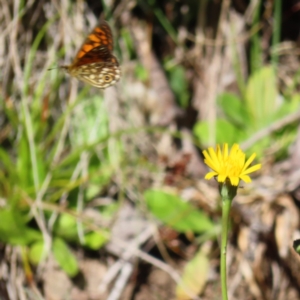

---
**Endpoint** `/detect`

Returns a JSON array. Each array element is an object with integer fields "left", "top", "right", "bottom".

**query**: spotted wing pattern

[{"left": 62, "top": 21, "right": 120, "bottom": 89}]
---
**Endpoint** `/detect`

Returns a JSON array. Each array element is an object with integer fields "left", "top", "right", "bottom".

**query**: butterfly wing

[
  {"left": 72, "top": 21, "right": 116, "bottom": 67},
  {"left": 62, "top": 20, "right": 121, "bottom": 89}
]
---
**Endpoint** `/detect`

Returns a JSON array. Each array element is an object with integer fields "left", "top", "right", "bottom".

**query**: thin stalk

[{"left": 220, "top": 182, "right": 236, "bottom": 300}]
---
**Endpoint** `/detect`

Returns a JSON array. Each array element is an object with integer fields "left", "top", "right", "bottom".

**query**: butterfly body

[{"left": 62, "top": 21, "right": 120, "bottom": 89}]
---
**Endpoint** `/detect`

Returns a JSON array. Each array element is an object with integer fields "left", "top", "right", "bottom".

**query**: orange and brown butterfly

[{"left": 61, "top": 20, "right": 121, "bottom": 89}]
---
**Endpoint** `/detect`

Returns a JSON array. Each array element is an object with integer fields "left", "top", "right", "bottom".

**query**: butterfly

[{"left": 61, "top": 21, "right": 121, "bottom": 89}]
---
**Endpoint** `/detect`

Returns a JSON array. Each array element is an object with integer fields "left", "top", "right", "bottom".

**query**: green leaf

[
  {"left": 273, "top": 93, "right": 300, "bottom": 120},
  {"left": 245, "top": 66, "right": 278, "bottom": 129},
  {"left": 0, "top": 148, "right": 15, "bottom": 174},
  {"left": 29, "top": 240, "right": 45, "bottom": 264},
  {"left": 0, "top": 209, "right": 41, "bottom": 245},
  {"left": 120, "top": 28, "right": 135, "bottom": 58},
  {"left": 144, "top": 190, "right": 214, "bottom": 233},
  {"left": 169, "top": 66, "right": 189, "bottom": 108},
  {"left": 17, "top": 131, "right": 32, "bottom": 189},
  {"left": 70, "top": 97, "right": 108, "bottom": 146},
  {"left": 84, "top": 230, "right": 109, "bottom": 250},
  {"left": 54, "top": 214, "right": 78, "bottom": 241},
  {"left": 0, "top": 148, "right": 18, "bottom": 199},
  {"left": 135, "top": 63, "right": 149, "bottom": 81},
  {"left": 35, "top": 146, "right": 46, "bottom": 187},
  {"left": 53, "top": 237, "right": 78, "bottom": 277},
  {"left": 217, "top": 93, "right": 249, "bottom": 126},
  {"left": 193, "top": 119, "right": 246, "bottom": 146},
  {"left": 86, "top": 164, "right": 114, "bottom": 200},
  {"left": 16, "top": 129, "right": 45, "bottom": 193},
  {"left": 176, "top": 248, "right": 210, "bottom": 299}
]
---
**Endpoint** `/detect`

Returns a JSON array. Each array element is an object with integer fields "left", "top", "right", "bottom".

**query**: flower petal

[
  {"left": 242, "top": 153, "right": 256, "bottom": 171},
  {"left": 222, "top": 143, "right": 229, "bottom": 161},
  {"left": 229, "top": 176, "right": 239, "bottom": 186},
  {"left": 217, "top": 174, "right": 227, "bottom": 183},
  {"left": 206, "top": 148, "right": 221, "bottom": 170},
  {"left": 242, "top": 164, "right": 261, "bottom": 175},
  {"left": 205, "top": 172, "right": 218, "bottom": 180},
  {"left": 203, "top": 143, "right": 261, "bottom": 187},
  {"left": 239, "top": 174, "right": 252, "bottom": 183}
]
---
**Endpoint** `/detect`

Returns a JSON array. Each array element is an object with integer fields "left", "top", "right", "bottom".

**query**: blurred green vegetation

[{"left": 0, "top": 0, "right": 299, "bottom": 282}]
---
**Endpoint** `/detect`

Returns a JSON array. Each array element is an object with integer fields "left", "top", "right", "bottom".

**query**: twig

[
  {"left": 106, "top": 262, "right": 134, "bottom": 300},
  {"left": 100, "top": 226, "right": 154, "bottom": 294}
]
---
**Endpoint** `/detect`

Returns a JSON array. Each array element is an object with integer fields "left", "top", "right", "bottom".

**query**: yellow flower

[{"left": 203, "top": 143, "right": 261, "bottom": 186}]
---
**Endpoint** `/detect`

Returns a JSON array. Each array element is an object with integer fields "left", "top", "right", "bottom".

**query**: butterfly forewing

[
  {"left": 73, "top": 21, "right": 114, "bottom": 66},
  {"left": 62, "top": 21, "right": 120, "bottom": 89}
]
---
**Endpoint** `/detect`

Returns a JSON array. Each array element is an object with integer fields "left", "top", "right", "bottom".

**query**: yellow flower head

[{"left": 203, "top": 143, "right": 261, "bottom": 186}]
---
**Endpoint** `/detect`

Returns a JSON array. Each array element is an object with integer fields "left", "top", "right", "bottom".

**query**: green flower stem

[{"left": 219, "top": 182, "right": 237, "bottom": 300}]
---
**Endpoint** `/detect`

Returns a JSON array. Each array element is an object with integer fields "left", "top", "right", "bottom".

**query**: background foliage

[{"left": 1, "top": 0, "right": 300, "bottom": 299}]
